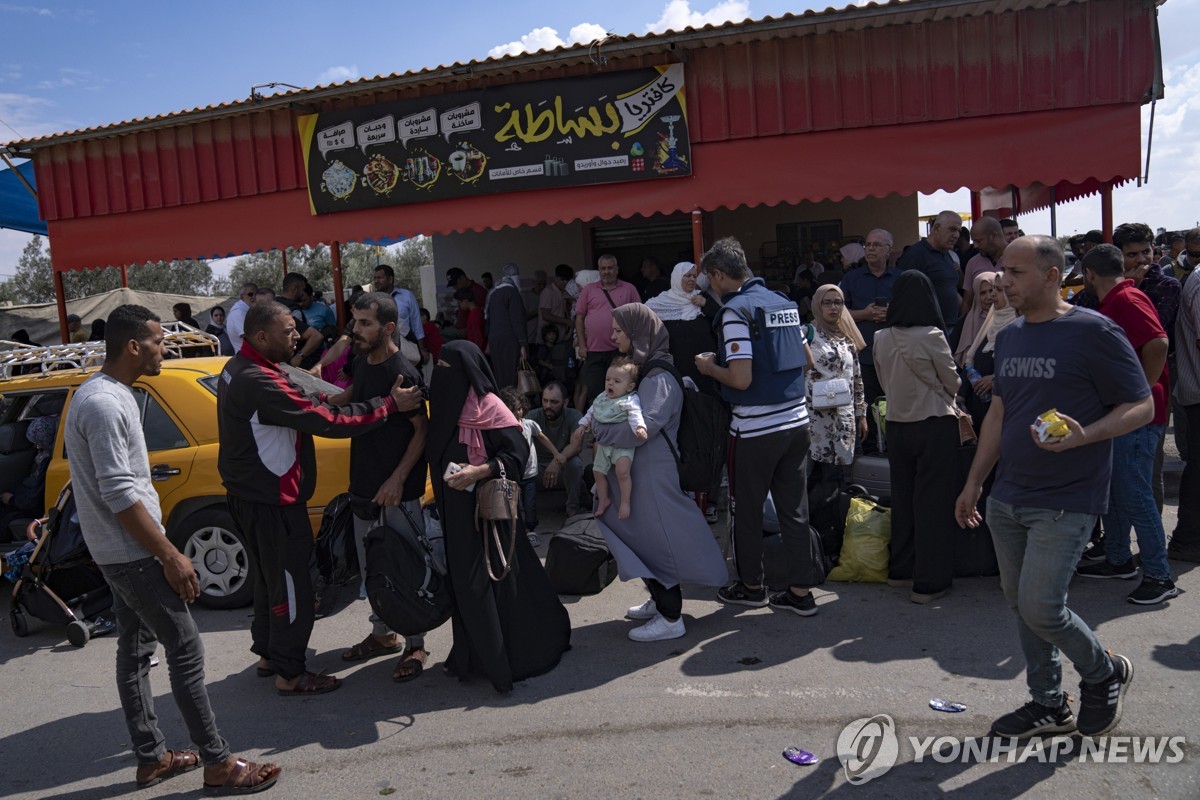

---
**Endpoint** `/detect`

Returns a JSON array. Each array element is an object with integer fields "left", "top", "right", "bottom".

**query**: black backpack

[
  {"left": 364, "top": 504, "right": 453, "bottom": 636},
  {"left": 310, "top": 493, "right": 358, "bottom": 614},
  {"left": 544, "top": 514, "right": 618, "bottom": 595},
  {"left": 640, "top": 359, "right": 730, "bottom": 493}
]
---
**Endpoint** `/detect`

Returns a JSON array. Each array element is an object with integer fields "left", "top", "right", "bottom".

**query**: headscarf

[
  {"left": 811, "top": 284, "right": 867, "bottom": 351},
  {"left": 426, "top": 341, "right": 519, "bottom": 470},
  {"left": 644, "top": 262, "right": 702, "bottom": 322},
  {"left": 27, "top": 415, "right": 58, "bottom": 466},
  {"left": 611, "top": 303, "right": 672, "bottom": 367},
  {"left": 965, "top": 287, "right": 1018, "bottom": 361},
  {"left": 498, "top": 262, "right": 521, "bottom": 290},
  {"left": 954, "top": 271, "right": 996, "bottom": 365},
  {"left": 885, "top": 270, "right": 946, "bottom": 331}
]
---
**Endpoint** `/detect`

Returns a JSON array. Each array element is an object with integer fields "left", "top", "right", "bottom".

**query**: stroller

[{"left": 9, "top": 483, "right": 114, "bottom": 647}]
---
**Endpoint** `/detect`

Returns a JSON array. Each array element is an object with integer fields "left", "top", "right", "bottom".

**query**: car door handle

[{"left": 150, "top": 465, "right": 182, "bottom": 481}]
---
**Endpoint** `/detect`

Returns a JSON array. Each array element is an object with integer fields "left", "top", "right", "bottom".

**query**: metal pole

[
  {"left": 1049, "top": 186, "right": 1057, "bottom": 238},
  {"left": 691, "top": 209, "right": 704, "bottom": 268},
  {"left": 331, "top": 241, "right": 346, "bottom": 331},
  {"left": 281, "top": 249, "right": 288, "bottom": 279},
  {"left": 120, "top": 264, "right": 129, "bottom": 288},
  {"left": 1101, "top": 182, "right": 1114, "bottom": 243},
  {"left": 54, "top": 269, "right": 69, "bottom": 344},
  {"left": 970, "top": 190, "right": 982, "bottom": 223}
]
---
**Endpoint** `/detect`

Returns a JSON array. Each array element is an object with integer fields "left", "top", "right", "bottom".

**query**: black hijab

[
  {"left": 885, "top": 270, "right": 947, "bottom": 331},
  {"left": 426, "top": 340, "right": 501, "bottom": 469}
]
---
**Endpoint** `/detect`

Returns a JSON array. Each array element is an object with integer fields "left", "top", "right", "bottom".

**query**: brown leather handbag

[{"left": 475, "top": 461, "right": 520, "bottom": 581}]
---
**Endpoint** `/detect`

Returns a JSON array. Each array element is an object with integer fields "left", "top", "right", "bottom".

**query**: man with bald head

[
  {"left": 961, "top": 216, "right": 1009, "bottom": 314},
  {"left": 956, "top": 235, "right": 1151, "bottom": 739},
  {"left": 898, "top": 210, "right": 963, "bottom": 333}
]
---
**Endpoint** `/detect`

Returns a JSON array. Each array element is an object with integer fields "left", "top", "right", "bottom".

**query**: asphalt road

[{"left": 2, "top": 469, "right": 1196, "bottom": 800}]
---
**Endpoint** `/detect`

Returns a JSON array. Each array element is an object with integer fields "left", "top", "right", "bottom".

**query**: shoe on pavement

[
  {"left": 1167, "top": 543, "right": 1200, "bottom": 564},
  {"left": 1075, "top": 558, "right": 1138, "bottom": 580},
  {"left": 1079, "top": 538, "right": 1108, "bottom": 563},
  {"left": 1076, "top": 652, "right": 1133, "bottom": 737},
  {"left": 526, "top": 532, "right": 541, "bottom": 548},
  {"left": 768, "top": 590, "right": 818, "bottom": 616},
  {"left": 628, "top": 614, "right": 686, "bottom": 642},
  {"left": 716, "top": 582, "right": 768, "bottom": 608},
  {"left": 886, "top": 578, "right": 914, "bottom": 588},
  {"left": 910, "top": 589, "right": 948, "bottom": 604},
  {"left": 626, "top": 598, "right": 658, "bottom": 620},
  {"left": 990, "top": 700, "right": 1077, "bottom": 738},
  {"left": 1126, "top": 576, "right": 1180, "bottom": 605},
  {"left": 704, "top": 505, "right": 719, "bottom": 524}
]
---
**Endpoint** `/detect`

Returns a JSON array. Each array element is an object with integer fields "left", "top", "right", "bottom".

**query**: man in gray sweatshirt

[{"left": 64, "top": 305, "right": 281, "bottom": 795}]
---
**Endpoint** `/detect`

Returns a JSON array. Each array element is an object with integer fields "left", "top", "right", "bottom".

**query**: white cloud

[
  {"left": 487, "top": 22, "right": 608, "bottom": 59},
  {"left": 645, "top": 0, "right": 750, "bottom": 34},
  {"left": 0, "top": 92, "right": 70, "bottom": 140},
  {"left": 316, "top": 65, "right": 360, "bottom": 86},
  {"left": 0, "top": 4, "right": 53, "bottom": 16}
]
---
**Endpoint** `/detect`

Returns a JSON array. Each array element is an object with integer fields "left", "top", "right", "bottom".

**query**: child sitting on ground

[{"left": 571, "top": 358, "right": 647, "bottom": 519}]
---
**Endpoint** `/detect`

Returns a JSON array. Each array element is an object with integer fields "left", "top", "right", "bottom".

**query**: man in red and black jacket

[{"left": 217, "top": 301, "right": 423, "bottom": 696}]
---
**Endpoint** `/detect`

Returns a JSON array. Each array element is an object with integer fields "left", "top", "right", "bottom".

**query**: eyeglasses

[
  {"left": 863, "top": 242, "right": 890, "bottom": 249},
  {"left": 820, "top": 299, "right": 845, "bottom": 308},
  {"left": 1186, "top": 251, "right": 1200, "bottom": 262}
]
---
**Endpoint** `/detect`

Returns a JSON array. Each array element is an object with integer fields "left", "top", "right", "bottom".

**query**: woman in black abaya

[{"left": 426, "top": 340, "right": 570, "bottom": 692}]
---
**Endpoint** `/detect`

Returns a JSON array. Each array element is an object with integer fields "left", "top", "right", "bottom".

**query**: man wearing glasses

[
  {"left": 226, "top": 282, "right": 258, "bottom": 355},
  {"left": 840, "top": 230, "right": 899, "bottom": 421}
]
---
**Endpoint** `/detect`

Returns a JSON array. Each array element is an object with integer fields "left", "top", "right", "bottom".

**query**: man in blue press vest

[{"left": 695, "top": 237, "right": 823, "bottom": 617}]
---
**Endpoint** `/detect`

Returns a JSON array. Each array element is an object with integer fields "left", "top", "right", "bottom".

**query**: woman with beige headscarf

[
  {"left": 959, "top": 279, "right": 1018, "bottom": 428},
  {"left": 805, "top": 284, "right": 868, "bottom": 559}
]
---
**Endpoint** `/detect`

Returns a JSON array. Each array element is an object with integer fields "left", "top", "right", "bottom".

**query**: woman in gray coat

[{"left": 590, "top": 303, "right": 729, "bottom": 642}]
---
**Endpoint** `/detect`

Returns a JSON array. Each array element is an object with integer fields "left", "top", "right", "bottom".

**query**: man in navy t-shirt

[
  {"left": 955, "top": 236, "right": 1153, "bottom": 741},
  {"left": 896, "top": 210, "right": 962, "bottom": 335}
]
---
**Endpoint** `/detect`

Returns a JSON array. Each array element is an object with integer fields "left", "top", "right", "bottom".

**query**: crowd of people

[{"left": 56, "top": 215, "right": 1199, "bottom": 792}]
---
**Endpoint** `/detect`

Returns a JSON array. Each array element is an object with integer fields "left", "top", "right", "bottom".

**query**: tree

[
  {"left": 0, "top": 236, "right": 219, "bottom": 304},
  {"left": 225, "top": 237, "right": 431, "bottom": 302}
]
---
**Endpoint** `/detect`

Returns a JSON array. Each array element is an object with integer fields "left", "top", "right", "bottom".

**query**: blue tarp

[{"left": 0, "top": 161, "right": 46, "bottom": 235}]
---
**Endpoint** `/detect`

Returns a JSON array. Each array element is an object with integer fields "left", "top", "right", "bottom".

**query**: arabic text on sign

[
  {"left": 493, "top": 96, "right": 621, "bottom": 145},
  {"left": 574, "top": 155, "right": 629, "bottom": 172},
  {"left": 488, "top": 164, "right": 546, "bottom": 180}
]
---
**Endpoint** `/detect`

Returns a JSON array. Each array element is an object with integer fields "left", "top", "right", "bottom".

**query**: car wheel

[
  {"left": 11, "top": 610, "right": 28, "bottom": 637},
  {"left": 173, "top": 508, "right": 254, "bottom": 609}
]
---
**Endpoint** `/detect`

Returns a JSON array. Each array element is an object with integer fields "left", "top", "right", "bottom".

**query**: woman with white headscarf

[
  {"left": 805, "top": 285, "right": 867, "bottom": 559},
  {"left": 645, "top": 262, "right": 721, "bottom": 397}
]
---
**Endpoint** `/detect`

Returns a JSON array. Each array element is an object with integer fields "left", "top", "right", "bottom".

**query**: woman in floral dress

[{"left": 806, "top": 284, "right": 867, "bottom": 559}]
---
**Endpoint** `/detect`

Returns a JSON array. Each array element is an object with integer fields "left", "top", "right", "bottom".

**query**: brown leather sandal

[
  {"left": 341, "top": 633, "right": 402, "bottom": 662},
  {"left": 136, "top": 748, "right": 200, "bottom": 788},
  {"left": 203, "top": 758, "right": 282, "bottom": 796},
  {"left": 392, "top": 647, "right": 428, "bottom": 683},
  {"left": 276, "top": 671, "right": 342, "bottom": 697}
]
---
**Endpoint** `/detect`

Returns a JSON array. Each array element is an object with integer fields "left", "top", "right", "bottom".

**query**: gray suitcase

[{"left": 848, "top": 455, "right": 891, "bottom": 503}]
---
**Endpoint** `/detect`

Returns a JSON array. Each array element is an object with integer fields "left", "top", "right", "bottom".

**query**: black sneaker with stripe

[
  {"left": 716, "top": 581, "right": 768, "bottom": 608},
  {"left": 1076, "top": 652, "right": 1134, "bottom": 737},
  {"left": 990, "top": 700, "right": 1076, "bottom": 738}
]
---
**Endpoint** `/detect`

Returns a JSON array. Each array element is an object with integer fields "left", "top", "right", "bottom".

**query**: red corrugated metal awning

[{"left": 44, "top": 103, "right": 1140, "bottom": 271}]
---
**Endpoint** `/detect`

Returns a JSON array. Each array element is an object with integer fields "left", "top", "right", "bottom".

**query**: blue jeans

[
  {"left": 520, "top": 477, "right": 538, "bottom": 532},
  {"left": 1104, "top": 424, "right": 1172, "bottom": 581},
  {"left": 987, "top": 499, "right": 1114, "bottom": 707},
  {"left": 98, "top": 557, "right": 231, "bottom": 768}
]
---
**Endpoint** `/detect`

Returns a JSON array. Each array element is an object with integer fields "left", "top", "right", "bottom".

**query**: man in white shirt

[{"left": 225, "top": 283, "right": 257, "bottom": 354}]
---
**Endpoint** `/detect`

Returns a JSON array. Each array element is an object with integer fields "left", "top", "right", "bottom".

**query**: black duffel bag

[
  {"left": 364, "top": 503, "right": 453, "bottom": 636},
  {"left": 545, "top": 514, "right": 618, "bottom": 595}
]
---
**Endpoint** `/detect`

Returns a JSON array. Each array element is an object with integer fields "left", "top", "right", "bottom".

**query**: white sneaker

[
  {"left": 626, "top": 598, "right": 658, "bottom": 620},
  {"left": 628, "top": 614, "right": 686, "bottom": 642}
]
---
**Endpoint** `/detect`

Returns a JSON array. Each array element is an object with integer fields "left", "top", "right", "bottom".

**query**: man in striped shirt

[{"left": 696, "top": 237, "right": 822, "bottom": 617}]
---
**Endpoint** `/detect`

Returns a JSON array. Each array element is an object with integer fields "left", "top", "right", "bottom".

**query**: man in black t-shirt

[
  {"left": 328, "top": 292, "right": 432, "bottom": 683},
  {"left": 897, "top": 210, "right": 963, "bottom": 335}
]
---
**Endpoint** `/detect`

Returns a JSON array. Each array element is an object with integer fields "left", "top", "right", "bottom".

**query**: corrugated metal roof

[
  {"left": 24, "top": 0, "right": 1158, "bottom": 228},
  {"left": 4, "top": 0, "right": 1125, "bottom": 149}
]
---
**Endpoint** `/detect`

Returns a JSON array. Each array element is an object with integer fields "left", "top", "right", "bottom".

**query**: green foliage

[
  {"left": 226, "top": 237, "right": 431, "bottom": 302},
  {"left": 0, "top": 236, "right": 220, "bottom": 304}
]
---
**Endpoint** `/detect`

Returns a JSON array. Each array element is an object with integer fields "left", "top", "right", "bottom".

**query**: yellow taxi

[{"left": 0, "top": 329, "right": 429, "bottom": 609}]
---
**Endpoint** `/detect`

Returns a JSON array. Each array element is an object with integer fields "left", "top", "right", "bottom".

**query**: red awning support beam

[
  {"left": 692, "top": 209, "right": 704, "bottom": 270},
  {"left": 281, "top": 248, "right": 288, "bottom": 278},
  {"left": 970, "top": 191, "right": 982, "bottom": 223},
  {"left": 331, "top": 241, "right": 346, "bottom": 331},
  {"left": 54, "top": 270, "right": 68, "bottom": 344},
  {"left": 1101, "top": 182, "right": 1114, "bottom": 242},
  {"left": 120, "top": 264, "right": 128, "bottom": 288}
]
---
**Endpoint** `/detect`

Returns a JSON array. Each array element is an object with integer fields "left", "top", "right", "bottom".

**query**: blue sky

[{"left": 2, "top": 0, "right": 1199, "bottom": 279}]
